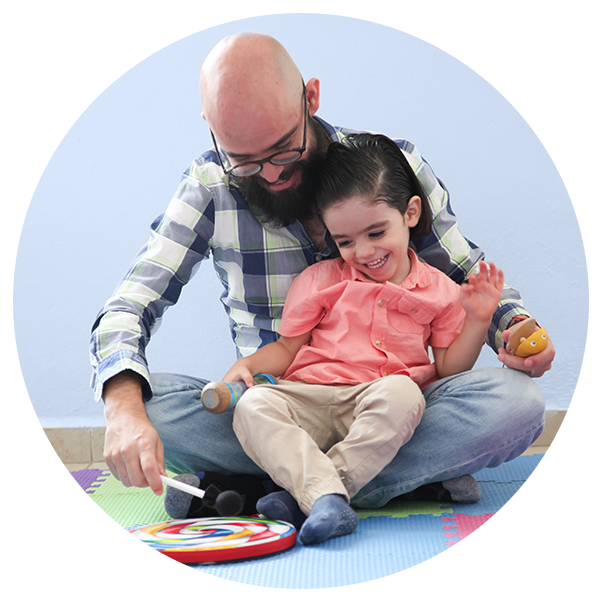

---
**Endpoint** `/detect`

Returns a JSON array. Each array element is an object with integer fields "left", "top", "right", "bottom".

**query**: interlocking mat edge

[{"left": 13, "top": 454, "right": 589, "bottom": 589}]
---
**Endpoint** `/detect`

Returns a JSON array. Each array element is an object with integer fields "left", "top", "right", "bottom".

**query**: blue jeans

[{"left": 145, "top": 366, "right": 545, "bottom": 509}]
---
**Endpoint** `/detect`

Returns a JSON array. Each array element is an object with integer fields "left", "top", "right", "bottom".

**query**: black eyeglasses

[{"left": 210, "top": 84, "right": 307, "bottom": 177}]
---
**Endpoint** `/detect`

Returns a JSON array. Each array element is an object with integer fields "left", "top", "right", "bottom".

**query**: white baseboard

[
  {"left": 44, "top": 425, "right": 106, "bottom": 464},
  {"left": 13, "top": 409, "right": 590, "bottom": 465}
]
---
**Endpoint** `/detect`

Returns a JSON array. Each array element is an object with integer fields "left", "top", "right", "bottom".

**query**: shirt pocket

[{"left": 388, "top": 294, "right": 437, "bottom": 335}]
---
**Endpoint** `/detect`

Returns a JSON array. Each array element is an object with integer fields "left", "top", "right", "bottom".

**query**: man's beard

[{"left": 231, "top": 118, "right": 329, "bottom": 228}]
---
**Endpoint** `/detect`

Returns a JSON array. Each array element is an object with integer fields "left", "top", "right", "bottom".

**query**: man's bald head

[{"left": 200, "top": 33, "right": 305, "bottom": 153}]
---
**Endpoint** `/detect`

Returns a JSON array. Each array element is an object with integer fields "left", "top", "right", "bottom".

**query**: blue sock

[
  {"left": 299, "top": 494, "right": 358, "bottom": 545},
  {"left": 256, "top": 490, "right": 307, "bottom": 530}
]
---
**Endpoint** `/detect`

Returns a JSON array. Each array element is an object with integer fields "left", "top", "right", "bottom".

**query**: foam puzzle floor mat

[{"left": 13, "top": 454, "right": 589, "bottom": 589}]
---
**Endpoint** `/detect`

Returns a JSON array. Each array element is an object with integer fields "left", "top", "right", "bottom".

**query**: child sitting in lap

[{"left": 224, "top": 133, "right": 504, "bottom": 545}]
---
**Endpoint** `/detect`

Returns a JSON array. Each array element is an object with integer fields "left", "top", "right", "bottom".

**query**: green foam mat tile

[
  {"left": 86, "top": 471, "right": 450, "bottom": 526},
  {"left": 86, "top": 471, "right": 174, "bottom": 528},
  {"left": 356, "top": 499, "right": 450, "bottom": 519}
]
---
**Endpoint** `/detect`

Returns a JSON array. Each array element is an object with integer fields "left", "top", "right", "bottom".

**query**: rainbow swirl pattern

[{"left": 129, "top": 516, "right": 296, "bottom": 564}]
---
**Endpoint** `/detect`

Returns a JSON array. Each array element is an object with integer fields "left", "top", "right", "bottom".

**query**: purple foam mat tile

[
  {"left": 13, "top": 469, "right": 108, "bottom": 536},
  {"left": 13, "top": 469, "right": 102, "bottom": 498},
  {"left": 70, "top": 469, "right": 111, "bottom": 494},
  {"left": 474, "top": 453, "right": 590, "bottom": 482}
]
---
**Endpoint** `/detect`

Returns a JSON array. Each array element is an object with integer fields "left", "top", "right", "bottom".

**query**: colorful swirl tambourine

[{"left": 129, "top": 516, "right": 296, "bottom": 564}]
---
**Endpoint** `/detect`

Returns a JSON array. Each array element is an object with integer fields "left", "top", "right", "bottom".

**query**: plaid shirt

[{"left": 90, "top": 117, "right": 528, "bottom": 401}]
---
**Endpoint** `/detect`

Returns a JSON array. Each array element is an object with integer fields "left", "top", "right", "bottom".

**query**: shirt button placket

[{"left": 372, "top": 290, "right": 387, "bottom": 354}]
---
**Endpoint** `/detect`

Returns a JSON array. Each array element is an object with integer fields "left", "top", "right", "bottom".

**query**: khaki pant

[{"left": 232, "top": 375, "right": 425, "bottom": 515}]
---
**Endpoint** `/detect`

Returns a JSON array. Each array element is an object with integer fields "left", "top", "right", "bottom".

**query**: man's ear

[{"left": 305, "top": 77, "right": 321, "bottom": 116}]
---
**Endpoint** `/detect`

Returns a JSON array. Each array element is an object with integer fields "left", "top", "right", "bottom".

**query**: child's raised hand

[{"left": 459, "top": 261, "right": 504, "bottom": 323}]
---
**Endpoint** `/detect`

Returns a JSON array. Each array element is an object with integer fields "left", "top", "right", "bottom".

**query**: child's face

[{"left": 324, "top": 195, "right": 421, "bottom": 285}]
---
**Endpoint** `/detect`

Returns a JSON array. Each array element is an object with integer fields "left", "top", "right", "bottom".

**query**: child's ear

[{"left": 405, "top": 196, "right": 422, "bottom": 227}]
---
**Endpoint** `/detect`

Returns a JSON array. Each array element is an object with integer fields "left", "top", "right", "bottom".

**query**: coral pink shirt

[{"left": 278, "top": 249, "right": 466, "bottom": 389}]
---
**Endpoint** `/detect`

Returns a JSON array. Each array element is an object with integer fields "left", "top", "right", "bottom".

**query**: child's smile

[{"left": 323, "top": 195, "right": 421, "bottom": 285}]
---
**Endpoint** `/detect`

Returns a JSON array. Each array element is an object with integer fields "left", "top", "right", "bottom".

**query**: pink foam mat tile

[{"left": 450, "top": 512, "right": 589, "bottom": 589}]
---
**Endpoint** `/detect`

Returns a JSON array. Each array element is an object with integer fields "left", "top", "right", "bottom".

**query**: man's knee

[
  {"left": 471, "top": 367, "right": 546, "bottom": 454},
  {"left": 148, "top": 372, "right": 209, "bottom": 397},
  {"left": 490, "top": 367, "right": 545, "bottom": 422}
]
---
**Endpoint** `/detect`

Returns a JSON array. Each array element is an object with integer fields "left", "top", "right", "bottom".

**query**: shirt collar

[
  {"left": 342, "top": 248, "right": 432, "bottom": 290},
  {"left": 314, "top": 116, "right": 354, "bottom": 144}
]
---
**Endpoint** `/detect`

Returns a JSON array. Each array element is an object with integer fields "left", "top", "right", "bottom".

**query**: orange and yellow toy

[{"left": 505, "top": 317, "right": 548, "bottom": 358}]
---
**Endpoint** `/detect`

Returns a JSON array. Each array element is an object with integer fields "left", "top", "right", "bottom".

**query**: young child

[{"left": 224, "top": 133, "right": 504, "bottom": 545}]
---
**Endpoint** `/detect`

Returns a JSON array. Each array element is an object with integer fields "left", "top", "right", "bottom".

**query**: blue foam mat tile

[
  {"left": 13, "top": 515, "right": 455, "bottom": 589},
  {"left": 452, "top": 481, "right": 590, "bottom": 517},
  {"left": 474, "top": 453, "right": 590, "bottom": 482}
]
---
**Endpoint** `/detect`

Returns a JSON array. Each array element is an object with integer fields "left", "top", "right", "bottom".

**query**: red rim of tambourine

[{"left": 129, "top": 516, "right": 297, "bottom": 564}]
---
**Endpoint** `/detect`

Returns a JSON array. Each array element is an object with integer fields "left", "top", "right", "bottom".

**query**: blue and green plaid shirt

[{"left": 90, "top": 117, "right": 528, "bottom": 401}]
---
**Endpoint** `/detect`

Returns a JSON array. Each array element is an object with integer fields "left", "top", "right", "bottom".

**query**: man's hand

[
  {"left": 103, "top": 371, "right": 166, "bottom": 495},
  {"left": 498, "top": 326, "right": 555, "bottom": 378}
]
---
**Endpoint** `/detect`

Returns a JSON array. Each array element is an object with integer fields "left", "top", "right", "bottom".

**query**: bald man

[{"left": 91, "top": 34, "right": 551, "bottom": 525}]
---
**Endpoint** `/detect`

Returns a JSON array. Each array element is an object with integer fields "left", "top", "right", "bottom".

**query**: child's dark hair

[{"left": 315, "top": 133, "right": 432, "bottom": 240}]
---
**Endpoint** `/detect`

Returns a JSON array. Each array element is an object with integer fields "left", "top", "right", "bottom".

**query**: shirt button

[
  {"left": 315, "top": 255, "right": 322, "bottom": 262},
  {"left": 411, "top": 307, "right": 418, "bottom": 313},
  {"left": 383, "top": 371, "right": 389, "bottom": 376},
  {"left": 375, "top": 341, "right": 382, "bottom": 347},
  {"left": 378, "top": 300, "right": 384, "bottom": 307}
]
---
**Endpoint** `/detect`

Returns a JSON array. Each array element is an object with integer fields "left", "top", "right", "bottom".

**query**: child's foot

[
  {"left": 299, "top": 494, "right": 359, "bottom": 545},
  {"left": 256, "top": 490, "right": 307, "bottom": 530}
]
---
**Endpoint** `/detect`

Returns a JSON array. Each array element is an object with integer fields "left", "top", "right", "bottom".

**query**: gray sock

[
  {"left": 164, "top": 473, "right": 201, "bottom": 519},
  {"left": 441, "top": 474, "right": 481, "bottom": 504}
]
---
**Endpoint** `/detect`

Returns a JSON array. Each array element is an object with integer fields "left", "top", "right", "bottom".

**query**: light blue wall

[{"left": 14, "top": 13, "right": 587, "bottom": 427}]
